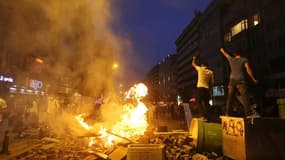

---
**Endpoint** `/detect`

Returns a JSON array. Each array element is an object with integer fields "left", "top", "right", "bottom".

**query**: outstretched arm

[
  {"left": 192, "top": 56, "right": 198, "bottom": 69},
  {"left": 244, "top": 62, "right": 258, "bottom": 84},
  {"left": 219, "top": 47, "right": 230, "bottom": 58}
]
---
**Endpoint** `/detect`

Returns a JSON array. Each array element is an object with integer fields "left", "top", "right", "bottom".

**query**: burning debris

[
  {"left": 74, "top": 83, "right": 149, "bottom": 147},
  {"left": 2, "top": 83, "right": 225, "bottom": 160},
  {"left": 7, "top": 130, "right": 226, "bottom": 160},
  {"left": 6, "top": 128, "right": 224, "bottom": 160}
]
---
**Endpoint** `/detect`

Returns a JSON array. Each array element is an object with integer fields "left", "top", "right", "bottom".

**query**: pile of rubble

[
  {"left": 12, "top": 135, "right": 115, "bottom": 160},
  {"left": 147, "top": 131, "right": 224, "bottom": 160},
  {"left": 8, "top": 128, "right": 226, "bottom": 160}
]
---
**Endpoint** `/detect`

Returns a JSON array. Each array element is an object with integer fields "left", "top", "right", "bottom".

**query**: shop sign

[
  {"left": 30, "top": 79, "right": 43, "bottom": 90},
  {"left": 0, "top": 75, "right": 13, "bottom": 83}
]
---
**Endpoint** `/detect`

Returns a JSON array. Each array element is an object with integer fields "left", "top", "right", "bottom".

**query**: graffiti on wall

[{"left": 222, "top": 118, "right": 244, "bottom": 137}]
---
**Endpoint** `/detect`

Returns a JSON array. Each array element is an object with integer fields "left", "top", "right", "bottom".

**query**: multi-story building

[
  {"left": 158, "top": 54, "right": 178, "bottom": 103},
  {"left": 0, "top": 45, "right": 48, "bottom": 97},
  {"left": 144, "top": 0, "right": 284, "bottom": 113},
  {"left": 258, "top": 0, "right": 285, "bottom": 93},
  {"left": 144, "top": 54, "right": 178, "bottom": 104},
  {"left": 221, "top": 0, "right": 285, "bottom": 113},
  {"left": 200, "top": 0, "right": 224, "bottom": 84},
  {"left": 144, "top": 64, "right": 159, "bottom": 102},
  {"left": 0, "top": 49, "right": 15, "bottom": 97},
  {"left": 199, "top": 0, "right": 226, "bottom": 106},
  {"left": 175, "top": 12, "right": 202, "bottom": 102}
]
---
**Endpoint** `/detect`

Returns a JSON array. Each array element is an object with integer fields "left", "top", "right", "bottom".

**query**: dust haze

[{"left": 0, "top": 0, "right": 144, "bottom": 136}]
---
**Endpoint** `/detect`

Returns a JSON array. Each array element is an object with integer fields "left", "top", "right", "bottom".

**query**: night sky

[{"left": 113, "top": 0, "right": 211, "bottom": 83}]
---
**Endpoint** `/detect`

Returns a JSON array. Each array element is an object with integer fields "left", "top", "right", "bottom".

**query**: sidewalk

[{"left": 0, "top": 128, "right": 41, "bottom": 160}]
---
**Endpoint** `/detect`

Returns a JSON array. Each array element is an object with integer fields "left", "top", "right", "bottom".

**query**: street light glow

[
  {"left": 35, "top": 58, "right": 44, "bottom": 64},
  {"left": 112, "top": 63, "right": 118, "bottom": 70}
]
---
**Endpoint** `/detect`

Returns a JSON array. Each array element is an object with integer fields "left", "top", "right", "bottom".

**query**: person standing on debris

[
  {"left": 192, "top": 56, "right": 214, "bottom": 120},
  {"left": 219, "top": 47, "right": 258, "bottom": 117}
]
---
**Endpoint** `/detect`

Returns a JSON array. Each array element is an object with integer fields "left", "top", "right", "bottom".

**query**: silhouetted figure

[
  {"left": 220, "top": 48, "right": 258, "bottom": 117},
  {"left": 0, "top": 98, "right": 9, "bottom": 154}
]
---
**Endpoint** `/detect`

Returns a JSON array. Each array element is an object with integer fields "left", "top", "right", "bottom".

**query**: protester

[
  {"left": 12, "top": 97, "right": 26, "bottom": 138},
  {"left": 219, "top": 47, "right": 258, "bottom": 117},
  {"left": 0, "top": 98, "right": 9, "bottom": 154},
  {"left": 192, "top": 56, "right": 214, "bottom": 120}
]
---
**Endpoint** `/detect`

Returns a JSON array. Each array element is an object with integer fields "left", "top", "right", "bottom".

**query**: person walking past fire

[
  {"left": 192, "top": 56, "right": 214, "bottom": 120},
  {"left": 219, "top": 47, "right": 258, "bottom": 117}
]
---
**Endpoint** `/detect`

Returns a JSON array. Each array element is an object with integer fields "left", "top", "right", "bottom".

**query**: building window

[
  {"left": 225, "top": 19, "right": 248, "bottom": 41},
  {"left": 231, "top": 19, "right": 248, "bottom": 37},
  {"left": 252, "top": 14, "right": 260, "bottom": 26}
]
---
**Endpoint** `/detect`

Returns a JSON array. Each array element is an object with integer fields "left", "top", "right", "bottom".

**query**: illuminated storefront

[
  {"left": 9, "top": 78, "right": 45, "bottom": 96},
  {"left": 0, "top": 73, "right": 14, "bottom": 97}
]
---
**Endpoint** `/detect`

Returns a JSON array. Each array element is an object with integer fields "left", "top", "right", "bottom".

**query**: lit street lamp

[{"left": 112, "top": 63, "right": 119, "bottom": 70}]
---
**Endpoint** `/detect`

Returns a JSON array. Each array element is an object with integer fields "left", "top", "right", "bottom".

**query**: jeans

[
  {"left": 196, "top": 87, "right": 210, "bottom": 118},
  {"left": 226, "top": 79, "right": 250, "bottom": 116}
]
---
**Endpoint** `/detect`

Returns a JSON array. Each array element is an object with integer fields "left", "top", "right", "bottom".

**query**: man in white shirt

[{"left": 192, "top": 56, "right": 214, "bottom": 120}]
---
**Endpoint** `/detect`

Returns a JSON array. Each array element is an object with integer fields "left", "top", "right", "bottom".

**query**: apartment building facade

[{"left": 175, "top": 12, "right": 202, "bottom": 102}]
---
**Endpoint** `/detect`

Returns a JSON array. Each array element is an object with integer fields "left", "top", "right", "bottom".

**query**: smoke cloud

[
  {"left": 0, "top": 0, "right": 144, "bottom": 136},
  {"left": 0, "top": 0, "right": 134, "bottom": 96}
]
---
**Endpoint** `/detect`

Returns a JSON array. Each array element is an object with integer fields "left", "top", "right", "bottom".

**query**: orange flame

[
  {"left": 75, "top": 83, "right": 149, "bottom": 147},
  {"left": 99, "top": 127, "right": 114, "bottom": 147},
  {"left": 75, "top": 114, "right": 93, "bottom": 130},
  {"left": 126, "top": 83, "right": 148, "bottom": 101}
]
